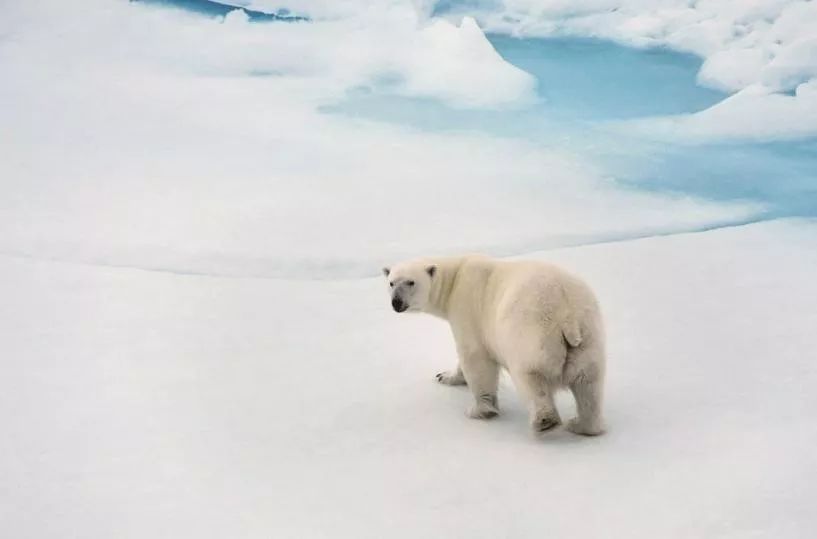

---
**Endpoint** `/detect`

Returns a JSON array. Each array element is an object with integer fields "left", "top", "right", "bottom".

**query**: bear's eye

[
  {"left": 389, "top": 281, "right": 395, "bottom": 288},
  {"left": 406, "top": 280, "right": 415, "bottom": 287}
]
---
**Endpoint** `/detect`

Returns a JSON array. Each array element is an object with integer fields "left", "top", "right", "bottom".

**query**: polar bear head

[{"left": 382, "top": 261, "right": 437, "bottom": 313}]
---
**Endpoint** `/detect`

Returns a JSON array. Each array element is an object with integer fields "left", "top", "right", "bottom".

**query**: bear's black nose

[{"left": 392, "top": 297, "right": 407, "bottom": 312}]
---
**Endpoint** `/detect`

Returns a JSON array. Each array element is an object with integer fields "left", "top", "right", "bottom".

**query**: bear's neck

[{"left": 424, "top": 257, "right": 463, "bottom": 319}]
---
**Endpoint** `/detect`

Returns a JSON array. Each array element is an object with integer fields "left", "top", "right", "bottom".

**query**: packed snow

[
  {"left": 2, "top": 221, "right": 816, "bottom": 537},
  {"left": 1, "top": 1, "right": 816, "bottom": 537}
]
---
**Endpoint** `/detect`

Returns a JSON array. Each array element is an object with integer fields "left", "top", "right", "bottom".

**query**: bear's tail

[{"left": 562, "top": 317, "right": 583, "bottom": 348}]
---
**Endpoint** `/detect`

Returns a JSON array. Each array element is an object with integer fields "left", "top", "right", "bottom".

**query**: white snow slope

[{"left": 2, "top": 219, "right": 816, "bottom": 538}]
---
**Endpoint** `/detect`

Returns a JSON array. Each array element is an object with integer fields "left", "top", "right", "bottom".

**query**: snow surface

[
  {"left": 2, "top": 220, "right": 816, "bottom": 538},
  {"left": 0, "top": 0, "right": 760, "bottom": 279}
]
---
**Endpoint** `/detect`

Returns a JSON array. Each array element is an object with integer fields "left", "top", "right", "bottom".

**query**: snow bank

[
  {"left": 2, "top": 219, "right": 815, "bottom": 537},
  {"left": 0, "top": 0, "right": 757, "bottom": 279},
  {"left": 629, "top": 79, "right": 817, "bottom": 141},
  {"left": 402, "top": 15, "right": 537, "bottom": 108}
]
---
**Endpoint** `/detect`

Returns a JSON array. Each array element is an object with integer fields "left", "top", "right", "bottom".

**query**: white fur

[{"left": 384, "top": 255, "right": 606, "bottom": 436}]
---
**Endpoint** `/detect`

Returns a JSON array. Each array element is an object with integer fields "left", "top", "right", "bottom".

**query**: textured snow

[
  {"left": 0, "top": 0, "right": 758, "bottom": 279},
  {"left": 2, "top": 220, "right": 816, "bottom": 537}
]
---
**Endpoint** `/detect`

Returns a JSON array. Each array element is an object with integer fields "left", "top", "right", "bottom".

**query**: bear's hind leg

[
  {"left": 567, "top": 378, "right": 604, "bottom": 436},
  {"left": 510, "top": 368, "right": 561, "bottom": 433},
  {"left": 565, "top": 344, "right": 606, "bottom": 436}
]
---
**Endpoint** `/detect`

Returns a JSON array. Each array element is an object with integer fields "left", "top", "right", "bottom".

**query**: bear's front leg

[
  {"left": 457, "top": 345, "right": 500, "bottom": 419},
  {"left": 435, "top": 366, "right": 466, "bottom": 386}
]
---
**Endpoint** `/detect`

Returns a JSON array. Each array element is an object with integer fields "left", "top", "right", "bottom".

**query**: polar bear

[{"left": 383, "top": 254, "right": 605, "bottom": 436}]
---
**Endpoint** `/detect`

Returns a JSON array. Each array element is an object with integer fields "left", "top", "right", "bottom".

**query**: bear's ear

[
  {"left": 382, "top": 267, "right": 390, "bottom": 277},
  {"left": 426, "top": 265, "right": 436, "bottom": 278}
]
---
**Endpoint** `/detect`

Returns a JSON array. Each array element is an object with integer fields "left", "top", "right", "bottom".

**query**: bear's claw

[
  {"left": 533, "top": 417, "right": 561, "bottom": 432},
  {"left": 435, "top": 370, "right": 467, "bottom": 386}
]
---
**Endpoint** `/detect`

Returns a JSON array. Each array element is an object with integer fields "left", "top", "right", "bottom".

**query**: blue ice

[{"left": 327, "top": 35, "right": 817, "bottom": 219}]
